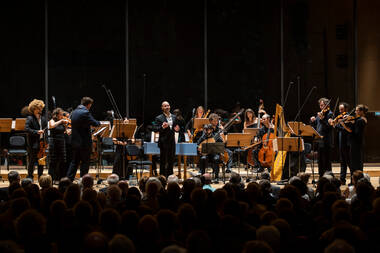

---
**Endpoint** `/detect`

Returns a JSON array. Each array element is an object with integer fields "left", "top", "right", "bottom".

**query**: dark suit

[
  {"left": 311, "top": 110, "right": 333, "bottom": 177},
  {"left": 336, "top": 123, "right": 351, "bottom": 183},
  {"left": 25, "top": 115, "right": 48, "bottom": 178},
  {"left": 67, "top": 105, "right": 100, "bottom": 180},
  {"left": 153, "top": 113, "right": 177, "bottom": 177}
]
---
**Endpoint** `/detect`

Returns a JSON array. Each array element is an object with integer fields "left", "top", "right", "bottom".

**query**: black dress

[
  {"left": 48, "top": 123, "right": 66, "bottom": 180},
  {"left": 349, "top": 117, "right": 366, "bottom": 172}
]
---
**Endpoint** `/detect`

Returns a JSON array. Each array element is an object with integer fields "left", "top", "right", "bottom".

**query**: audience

[{"left": 0, "top": 170, "right": 378, "bottom": 253}]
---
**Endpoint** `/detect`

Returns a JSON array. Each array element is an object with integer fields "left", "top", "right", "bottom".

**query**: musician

[
  {"left": 340, "top": 104, "right": 368, "bottom": 175},
  {"left": 251, "top": 114, "right": 274, "bottom": 172},
  {"left": 186, "top": 106, "right": 205, "bottom": 142},
  {"left": 310, "top": 97, "right": 333, "bottom": 178},
  {"left": 173, "top": 108, "right": 186, "bottom": 142},
  {"left": 25, "top": 99, "right": 48, "bottom": 179},
  {"left": 328, "top": 102, "right": 351, "bottom": 185},
  {"left": 153, "top": 101, "right": 180, "bottom": 178},
  {"left": 48, "top": 108, "right": 69, "bottom": 181},
  {"left": 67, "top": 97, "right": 100, "bottom": 181},
  {"left": 197, "top": 118, "right": 224, "bottom": 183},
  {"left": 244, "top": 108, "right": 258, "bottom": 128}
]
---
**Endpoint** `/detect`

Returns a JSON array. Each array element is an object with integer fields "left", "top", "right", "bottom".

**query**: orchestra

[{"left": 0, "top": 95, "right": 369, "bottom": 185}]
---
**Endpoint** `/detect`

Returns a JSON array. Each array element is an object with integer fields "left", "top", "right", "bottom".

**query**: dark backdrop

[{"left": 0, "top": 0, "right": 358, "bottom": 146}]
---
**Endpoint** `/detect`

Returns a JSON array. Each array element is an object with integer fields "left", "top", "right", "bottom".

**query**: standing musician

[
  {"left": 48, "top": 108, "right": 70, "bottom": 181},
  {"left": 340, "top": 104, "right": 368, "bottom": 175},
  {"left": 153, "top": 101, "right": 180, "bottom": 178},
  {"left": 251, "top": 114, "right": 274, "bottom": 172},
  {"left": 186, "top": 106, "right": 206, "bottom": 143},
  {"left": 328, "top": 102, "right": 351, "bottom": 185},
  {"left": 310, "top": 97, "right": 334, "bottom": 178},
  {"left": 244, "top": 108, "right": 259, "bottom": 128},
  {"left": 25, "top": 99, "right": 48, "bottom": 179},
  {"left": 67, "top": 97, "right": 100, "bottom": 181},
  {"left": 197, "top": 113, "right": 226, "bottom": 182}
]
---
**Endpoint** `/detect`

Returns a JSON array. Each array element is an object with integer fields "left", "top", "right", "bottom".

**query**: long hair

[
  {"left": 244, "top": 108, "right": 256, "bottom": 123},
  {"left": 28, "top": 99, "right": 45, "bottom": 114}
]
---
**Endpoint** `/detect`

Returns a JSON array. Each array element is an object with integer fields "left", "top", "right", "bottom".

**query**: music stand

[
  {"left": 201, "top": 142, "right": 226, "bottom": 183},
  {"left": 243, "top": 128, "right": 260, "bottom": 137},
  {"left": 226, "top": 133, "right": 255, "bottom": 176},
  {"left": 110, "top": 123, "right": 137, "bottom": 179},
  {"left": 288, "top": 121, "right": 321, "bottom": 184},
  {"left": 273, "top": 137, "right": 305, "bottom": 180},
  {"left": 0, "top": 119, "right": 13, "bottom": 180},
  {"left": 193, "top": 118, "right": 210, "bottom": 130}
]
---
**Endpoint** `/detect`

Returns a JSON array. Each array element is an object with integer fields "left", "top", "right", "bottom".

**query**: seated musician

[
  {"left": 197, "top": 113, "right": 232, "bottom": 182},
  {"left": 251, "top": 114, "right": 274, "bottom": 173},
  {"left": 186, "top": 106, "right": 206, "bottom": 143}
]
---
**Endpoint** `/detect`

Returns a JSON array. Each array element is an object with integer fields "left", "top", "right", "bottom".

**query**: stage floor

[{"left": 0, "top": 163, "right": 379, "bottom": 189}]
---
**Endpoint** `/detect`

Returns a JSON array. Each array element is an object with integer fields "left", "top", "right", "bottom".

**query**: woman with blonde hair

[{"left": 25, "top": 99, "right": 48, "bottom": 179}]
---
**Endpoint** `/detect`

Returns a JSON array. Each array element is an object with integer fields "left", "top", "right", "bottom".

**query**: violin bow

[{"left": 332, "top": 97, "right": 339, "bottom": 118}]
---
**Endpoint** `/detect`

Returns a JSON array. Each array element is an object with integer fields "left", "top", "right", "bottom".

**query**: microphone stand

[
  {"left": 294, "top": 85, "right": 317, "bottom": 183},
  {"left": 102, "top": 85, "right": 126, "bottom": 179}
]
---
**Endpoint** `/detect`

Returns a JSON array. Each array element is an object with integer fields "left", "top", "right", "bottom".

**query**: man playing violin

[
  {"left": 310, "top": 97, "right": 333, "bottom": 178},
  {"left": 328, "top": 102, "right": 351, "bottom": 185}
]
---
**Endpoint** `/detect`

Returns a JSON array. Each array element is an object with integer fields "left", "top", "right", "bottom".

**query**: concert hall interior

[{"left": 0, "top": 0, "right": 380, "bottom": 253}]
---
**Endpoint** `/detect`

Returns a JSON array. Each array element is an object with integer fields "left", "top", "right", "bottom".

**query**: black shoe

[
  {"left": 340, "top": 180, "right": 346, "bottom": 185},
  {"left": 225, "top": 169, "right": 231, "bottom": 173},
  {"left": 348, "top": 182, "right": 353, "bottom": 186}
]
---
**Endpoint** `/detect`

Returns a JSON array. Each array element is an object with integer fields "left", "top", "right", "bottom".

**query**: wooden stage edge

[{"left": 0, "top": 163, "right": 380, "bottom": 180}]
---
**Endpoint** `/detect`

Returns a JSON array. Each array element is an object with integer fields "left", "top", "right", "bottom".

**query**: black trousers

[
  {"left": 339, "top": 145, "right": 351, "bottom": 183},
  {"left": 199, "top": 154, "right": 221, "bottom": 178},
  {"left": 318, "top": 145, "right": 332, "bottom": 177},
  {"left": 112, "top": 146, "right": 131, "bottom": 178},
  {"left": 27, "top": 149, "right": 44, "bottom": 178},
  {"left": 48, "top": 160, "right": 66, "bottom": 181},
  {"left": 350, "top": 142, "right": 363, "bottom": 172},
  {"left": 160, "top": 143, "right": 175, "bottom": 178},
  {"left": 67, "top": 146, "right": 91, "bottom": 181}
]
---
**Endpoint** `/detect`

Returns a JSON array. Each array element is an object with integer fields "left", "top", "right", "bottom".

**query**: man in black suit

[
  {"left": 67, "top": 97, "right": 100, "bottom": 181},
  {"left": 25, "top": 99, "right": 48, "bottom": 179},
  {"left": 310, "top": 97, "right": 333, "bottom": 178},
  {"left": 153, "top": 101, "right": 179, "bottom": 178}
]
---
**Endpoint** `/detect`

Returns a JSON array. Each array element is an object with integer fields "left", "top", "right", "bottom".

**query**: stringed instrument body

[{"left": 258, "top": 128, "right": 275, "bottom": 168}]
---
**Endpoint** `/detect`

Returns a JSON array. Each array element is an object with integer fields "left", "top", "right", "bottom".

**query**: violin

[
  {"left": 63, "top": 115, "right": 72, "bottom": 128},
  {"left": 342, "top": 115, "right": 360, "bottom": 124},
  {"left": 320, "top": 106, "right": 330, "bottom": 117},
  {"left": 329, "top": 112, "right": 347, "bottom": 126}
]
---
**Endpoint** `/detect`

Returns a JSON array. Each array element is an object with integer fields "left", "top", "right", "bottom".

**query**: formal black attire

[
  {"left": 48, "top": 123, "right": 66, "bottom": 180},
  {"left": 197, "top": 128, "right": 224, "bottom": 178},
  {"left": 25, "top": 115, "right": 48, "bottom": 178},
  {"left": 311, "top": 110, "right": 333, "bottom": 177},
  {"left": 153, "top": 113, "right": 177, "bottom": 178},
  {"left": 349, "top": 117, "right": 366, "bottom": 172},
  {"left": 336, "top": 122, "right": 351, "bottom": 183},
  {"left": 67, "top": 105, "right": 100, "bottom": 181}
]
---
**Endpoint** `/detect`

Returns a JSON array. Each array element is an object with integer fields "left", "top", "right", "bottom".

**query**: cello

[{"left": 257, "top": 119, "right": 275, "bottom": 168}]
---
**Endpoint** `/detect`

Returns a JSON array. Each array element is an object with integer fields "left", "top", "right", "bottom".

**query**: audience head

[
  {"left": 81, "top": 174, "right": 94, "bottom": 190},
  {"left": 39, "top": 175, "right": 52, "bottom": 189},
  {"left": 8, "top": 171, "right": 20, "bottom": 184},
  {"left": 324, "top": 239, "right": 354, "bottom": 253},
  {"left": 58, "top": 177, "right": 72, "bottom": 194},
  {"left": 167, "top": 175, "right": 179, "bottom": 185},
  {"left": 108, "top": 234, "right": 135, "bottom": 253},
  {"left": 107, "top": 174, "right": 120, "bottom": 186},
  {"left": 260, "top": 171, "right": 271, "bottom": 181},
  {"left": 21, "top": 178, "right": 33, "bottom": 188}
]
